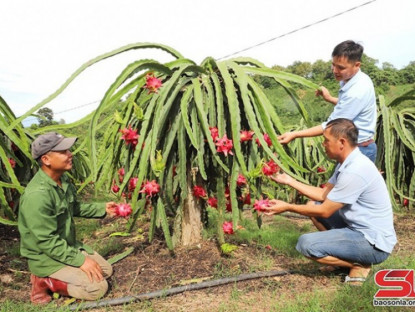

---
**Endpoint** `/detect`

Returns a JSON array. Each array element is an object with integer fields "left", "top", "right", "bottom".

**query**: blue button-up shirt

[
  {"left": 322, "top": 70, "right": 376, "bottom": 143},
  {"left": 327, "top": 148, "right": 397, "bottom": 253}
]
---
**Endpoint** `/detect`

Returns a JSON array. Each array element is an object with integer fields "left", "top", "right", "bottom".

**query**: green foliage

[
  {"left": 286, "top": 61, "right": 313, "bottom": 78},
  {"left": 35, "top": 107, "right": 59, "bottom": 128},
  {"left": 107, "top": 247, "right": 134, "bottom": 265},
  {"left": 273, "top": 55, "right": 415, "bottom": 93},
  {"left": 0, "top": 44, "right": 182, "bottom": 224},
  {"left": 376, "top": 88, "right": 415, "bottom": 210},
  {"left": 2, "top": 42, "right": 414, "bottom": 245},
  {"left": 220, "top": 243, "right": 238, "bottom": 255},
  {"left": 273, "top": 252, "right": 415, "bottom": 312},
  {"left": 74, "top": 217, "right": 101, "bottom": 238},
  {"left": 95, "top": 236, "right": 125, "bottom": 258},
  {"left": 0, "top": 96, "right": 35, "bottom": 224},
  {"left": 0, "top": 60, "right": 119, "bottom": 224},
  {"left": 262, "top": 57, "right": 415, "bottom": 212},
  {"left": 204, "top": 207, "right": 311, "bottom": 257},
  {"left": 72, "top": 44, "right": 320, "bottom": 249},
  {"left": 258, "top": 60, "right": 337, "bottom": 127},
  {"left": 310, "top": 59, "right": 333, "bottom": 82},
  {"left": 400, "top": 61, "right": 415, "bottom": 84}
]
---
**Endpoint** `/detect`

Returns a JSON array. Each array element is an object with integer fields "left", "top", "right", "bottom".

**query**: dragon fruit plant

[
  {"left": 5, "top": 43, "right": 414, "bottom": 240},
  {"left": 80, "top": 43, "right": 323, "bottom": 249},
  {"left": 1, "top": 43, "right": 334, "bottom": 247}
]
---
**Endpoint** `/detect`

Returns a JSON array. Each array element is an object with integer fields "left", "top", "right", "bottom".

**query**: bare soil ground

[{"left": 1, "top": 213, "right": 414, "bottom": 311}]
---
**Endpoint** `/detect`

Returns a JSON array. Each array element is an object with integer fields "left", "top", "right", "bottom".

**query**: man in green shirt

[{"left": 18, "top": 132, "right": 117, "bottom": 304}]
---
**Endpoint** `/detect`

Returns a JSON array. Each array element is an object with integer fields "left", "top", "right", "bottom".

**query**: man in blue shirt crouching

[{"left": 262, "top": 118, "right": 396, "bottom": 284}]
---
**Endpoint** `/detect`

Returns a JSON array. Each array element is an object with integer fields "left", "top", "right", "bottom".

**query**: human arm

[
  {"left": 72, "top": 201, "right": 118, "bottom": 219},
  {"left": 316, "top": 86, "right": 338, "bottom": 105},
  {"left": 262, "top": 198, "right": 344, "bottom": 218},
  {"left": 270, "top": 172, "right": 334, "bottom": 202},
  {"left": 65, "top": 178, "right": 115, "bottom": 218},
  {"left": 278, "top": 125, "right": 324, "bottom": 144}
]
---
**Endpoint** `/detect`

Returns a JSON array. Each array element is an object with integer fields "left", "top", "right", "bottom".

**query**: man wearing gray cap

[{"left": 18, "top": 132, "right": 117, "bottom": 304}]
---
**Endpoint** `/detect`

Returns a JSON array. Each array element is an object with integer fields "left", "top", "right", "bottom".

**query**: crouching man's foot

[
  {"left": 344, "top": 263, "right": 371, "bottom": 286},
  {"left": 30, "top": 274, "right": 69, "bottom": 304}
]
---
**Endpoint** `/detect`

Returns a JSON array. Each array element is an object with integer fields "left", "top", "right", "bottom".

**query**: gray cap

[{"left": 31, "top": 132, "right": 77, "bottom": 160}]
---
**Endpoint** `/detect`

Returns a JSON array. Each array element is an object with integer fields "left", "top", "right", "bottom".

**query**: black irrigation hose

[{"left": 69, "top": 269, "right": 292, "bottom": 311}]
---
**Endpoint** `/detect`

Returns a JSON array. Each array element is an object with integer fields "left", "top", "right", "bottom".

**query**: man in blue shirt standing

[
  {"left": 263, "top": 119, "right": 396, "bottom": 284},
  {"left": 278, "top": 40, "right": 377, "bottom": 162}
]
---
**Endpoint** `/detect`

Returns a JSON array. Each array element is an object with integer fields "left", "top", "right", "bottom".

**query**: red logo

[{"left": 374, "top": 269, "right": 415, "bottom": 298}]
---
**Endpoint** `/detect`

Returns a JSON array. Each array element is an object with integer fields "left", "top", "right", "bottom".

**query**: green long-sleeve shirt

[{"left": 18, "top": 169, "right": 106, "bottom": 277}]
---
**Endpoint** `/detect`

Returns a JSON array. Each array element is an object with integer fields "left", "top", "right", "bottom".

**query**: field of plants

[
  {"left": 1, "top": 43, "right": 415, "bottom": 311},
  {"left": 1, "top": 208, "right": 415, "bottom": 311}
]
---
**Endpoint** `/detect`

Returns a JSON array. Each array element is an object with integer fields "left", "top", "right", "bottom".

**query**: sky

[{"left": 0, "top": 0, "right": 414, "bottom": 126}]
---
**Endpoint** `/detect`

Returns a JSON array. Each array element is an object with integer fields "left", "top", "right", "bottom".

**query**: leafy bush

[
  {"left": 74, "top": 43, "right": 326, "bottom": 249},
  {"left": 376, "top": 88, "right": 415, "bottom": 210}
]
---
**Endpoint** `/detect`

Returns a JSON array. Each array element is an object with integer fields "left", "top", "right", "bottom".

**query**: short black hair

[
  {"left": 325, "top": 118, "right": 358, "bottom": 147},
  {"left": 332, "top": 40, "right": 363, "bottom": 62},
  {"left": 37, "top": 158, "right": 43, "bottom": 167}
]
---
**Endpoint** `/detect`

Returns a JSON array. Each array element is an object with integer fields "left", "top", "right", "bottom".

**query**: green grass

[
  {"left": 266, "top": 273, "right": 414, "bottom": 312},
  {"left": 204, "top": 208, "right": 313, "bottom": 279},
  {"left": 5, "top": 205, "right": 415, "bottom": 311},
  {"left": 233, "top": 215, "right": 312, "bottom": 257},
  {"left": 0, "top": 301, "right": 71, "bottom": 312},
  {"left": 200, "top": 209, "right": 415, "bottom": 311},
  {"left": 95, "top": 237, "right": 126, "bottom": 258},
  {"left": 74, "top": 217, "right": 102, "bottom": 238},
  {"left": 204, "top": 208, "right": 311, "bottom": 258},
  {"left": 75, "top": 217, "right": 128, "bottom": 257},
  {"left": 3, "top": 241, "right": 21, "bottom": 258},
  {"left": 207, "top": 255, "right": 415, "bottom": 312},
  {"left": 252, "top": 247, "right": 415, "bottom": 312},
  {"left": 204, "top": 210, "right": 313, "bottom": 279}
]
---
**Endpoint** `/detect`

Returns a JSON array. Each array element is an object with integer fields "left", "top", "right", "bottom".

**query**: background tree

[
  {"left": 286, "top": 61, "right": 312, "bottom": 78},
  {"left": 36, "top": 107, "right": 58, "bottom": 127},
  {"left": 310, "top": 59, "right": 332, "bottom": 82},
  {"left": 400, "top": 61, "right": 415, "bottom": 84}
]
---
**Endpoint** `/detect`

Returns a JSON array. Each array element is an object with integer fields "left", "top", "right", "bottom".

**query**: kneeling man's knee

[
  {"left": 103, "top": 263, "right": 113, "bottom": 278},
  {"left": 88, "top": 279, "right": 109, "bottom": 300},
  {"left": 68, "top": 279, "right": 109, "bottom": 301}
]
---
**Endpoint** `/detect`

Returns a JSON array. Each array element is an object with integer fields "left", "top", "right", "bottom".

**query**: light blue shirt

[
  {"left": 327, "top": 148, "right": 397, "bottom": 253},
  {"left": 322, "top": 70, "right": 376, "bottom": 143}
]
